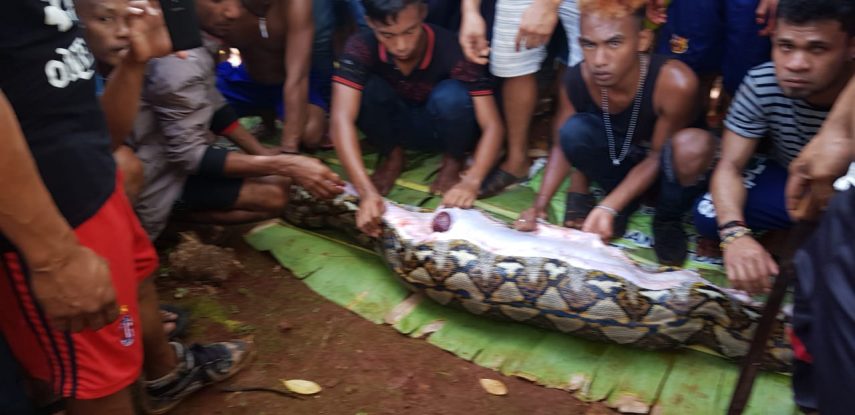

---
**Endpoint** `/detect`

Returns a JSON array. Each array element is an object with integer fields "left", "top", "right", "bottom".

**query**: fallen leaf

[
  {"left": 283, "top": 379, "right": 322, "bottom": 395},
  {"left": 479, "top": 378, "right": 508, "bottom": 396}
]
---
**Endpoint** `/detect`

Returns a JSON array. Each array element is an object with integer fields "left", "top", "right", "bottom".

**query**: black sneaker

[
  {"left": 653, "top": 218, "right": 688, "bottom": 266},
  {"left": 145, "top": 340, "right": 254, "bottom": 414}
]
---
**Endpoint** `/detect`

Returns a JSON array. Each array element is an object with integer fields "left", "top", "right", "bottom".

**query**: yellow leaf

[
  {"left": 479, "top": 378, "right": 508, "bottom": 396},
  {"left": 282, "top": 379, "right": 322, "bottom": 395}
]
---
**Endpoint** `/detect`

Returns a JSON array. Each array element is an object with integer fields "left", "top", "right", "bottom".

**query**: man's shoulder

[
  {"left": 740, "top": 62, "right": 783, "bottom": 97},
  {"left": 146, "top": 47, "right": 213, "bottom": 90}
]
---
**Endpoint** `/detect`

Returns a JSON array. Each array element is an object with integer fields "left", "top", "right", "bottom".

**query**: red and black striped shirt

[{"left": 333, "top": 24, "right": 493, "bottom": 104}]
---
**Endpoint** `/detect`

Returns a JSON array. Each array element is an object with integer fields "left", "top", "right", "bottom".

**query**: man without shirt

[
  {"left": 216, "top": 0, "right": 325, "bottom": 152},
  {"left": 516, "top": 0, "right": 715, "bottom": 267}
]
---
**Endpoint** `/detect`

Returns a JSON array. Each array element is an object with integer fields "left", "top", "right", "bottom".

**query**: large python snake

[{"left": 284, "top": 187, "right": 792, "bottom": 372}]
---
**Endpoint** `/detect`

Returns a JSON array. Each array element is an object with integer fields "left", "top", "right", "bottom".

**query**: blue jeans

[
  {"left": 692, "top": 156, "right": 793, "bottom": 239},
  {"left": 558, "top": 112, "right": 707, "bottom": 222},
  {"left": 357, "top": 77, "right": 479, "bottom": 158}
]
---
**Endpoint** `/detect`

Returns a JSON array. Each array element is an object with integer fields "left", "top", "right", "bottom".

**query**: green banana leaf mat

[{"left": 244, "top": 150, "right": 796, "bottom": 414}]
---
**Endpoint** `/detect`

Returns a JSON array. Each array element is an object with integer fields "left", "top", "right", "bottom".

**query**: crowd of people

[{"left": 0, "top": 0, "right": 852, "bottom": 413}]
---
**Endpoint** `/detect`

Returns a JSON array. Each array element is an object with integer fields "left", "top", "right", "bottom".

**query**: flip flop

[
  {"left": 479, "top": 168, "right": 525, "bottom": 198},
  {"left": 160, "top": 304, "right": 190, "bottom": 341},
  {"left": 563, "top": 192, "right": 595, "bottom": 228}
]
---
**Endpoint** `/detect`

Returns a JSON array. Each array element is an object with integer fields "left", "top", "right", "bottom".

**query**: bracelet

[
  {"left": 718, "top": 220, "right": 747, "bottom": 232},
  {"left": 593, "top": 205, "right": 618, "bottom": 217},
  {"left": 719, "top": 226, "right": 752, "bottom": 250},
  {"left": 718, "top": 224, "right": 750, "bottom": 241}
]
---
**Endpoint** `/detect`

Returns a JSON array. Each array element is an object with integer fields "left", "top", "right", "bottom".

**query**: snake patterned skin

[{"left": 284, "top": 187, "right": 792, "bottom": 372}]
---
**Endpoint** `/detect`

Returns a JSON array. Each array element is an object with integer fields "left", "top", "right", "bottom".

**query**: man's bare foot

[
  {"left": 430, "top": 155, "right": 464, "bottom": 195},
  {"left": 371, "top": 147, "right": 405, "bottom": 196}
]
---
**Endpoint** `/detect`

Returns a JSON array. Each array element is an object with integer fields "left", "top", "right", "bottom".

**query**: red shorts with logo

[{"left": 0, "top": 175, "right": 158, "bottom": 399}]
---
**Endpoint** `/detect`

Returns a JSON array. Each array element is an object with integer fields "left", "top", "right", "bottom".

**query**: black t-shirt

[
  {"left": 0, "top": 0, "right": 116, "bottom": 247},
  {"left": 333, "top": 23, "right": 493, "bottom": 104}
]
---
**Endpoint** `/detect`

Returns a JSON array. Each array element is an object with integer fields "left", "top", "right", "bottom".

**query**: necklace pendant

[{"left": 612, "top": 160, "right": 620, "bottom": 166}]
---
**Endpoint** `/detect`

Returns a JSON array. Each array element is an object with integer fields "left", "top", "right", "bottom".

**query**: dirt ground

[{"left": 156, "top": 226, "right": 618, "bottom": 415}]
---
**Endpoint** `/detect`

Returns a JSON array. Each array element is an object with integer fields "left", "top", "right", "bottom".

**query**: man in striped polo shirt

[
  {"left": 694, "top": 0, "right": 853, "bottom": 295},
  {"left": 694, "top": 2, "right": 852, "bottom": 409}
]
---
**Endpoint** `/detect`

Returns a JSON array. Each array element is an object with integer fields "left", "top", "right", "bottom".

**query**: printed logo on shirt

[
  {"left": 44, "top": 37, "right": 95, "bottom": 89},
  {"left": 42, "top": 0, "right": 78, "bottom": 31},
  {"left": 118, "top": 305, "right": 136, "bottom": 347}
]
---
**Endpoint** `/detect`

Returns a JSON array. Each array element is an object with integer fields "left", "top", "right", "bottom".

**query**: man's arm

[
  {"left": 459, "top": 0, "right": 489, "bottom": 64},
  {"left": 584, "top": 62, "right": 699, "bottom": 239},
  {"left": 0, "top": 92, "right": 116, "bottom": 332},
  {"left": 515, "top": 83, "right": 577, "bottom": 230},
  {"left": 100, "top": 0, "right": 173, "bottom": 149},
  {"left": 441, "top": 95, "right": 504, "bottom": 208},
  {"left": 787, "top": 75, "right": 855, "bottom": 220},
  {"left": 330, "top": 82, "right": 386, "bottom": 236},
  {"left": 279, "top": 0, "right": 314, "bottom": 151}
]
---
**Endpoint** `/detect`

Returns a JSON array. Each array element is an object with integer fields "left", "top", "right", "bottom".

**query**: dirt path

[{"left": 157, "top": 227, "right": 617, "bottom": 415}]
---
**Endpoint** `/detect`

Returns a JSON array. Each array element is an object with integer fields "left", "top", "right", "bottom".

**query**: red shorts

[{"left": 0, "top": 175, "right": 158, "bottom": 399}]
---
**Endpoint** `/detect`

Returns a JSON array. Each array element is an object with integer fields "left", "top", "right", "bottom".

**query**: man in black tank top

[{"left": 516, "top": 0, "right": 717, "bottom": 267}]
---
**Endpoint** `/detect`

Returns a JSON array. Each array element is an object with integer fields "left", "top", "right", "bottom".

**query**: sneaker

[
  {"left": 145, "top": 340, "right": 254, "bottom": 414},
  {"left": 653, "top": 218, "right": 688, "bottom": 266}
]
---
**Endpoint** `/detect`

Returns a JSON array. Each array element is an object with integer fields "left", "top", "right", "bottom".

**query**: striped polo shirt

[{"left": 724, "top": 62, "right": 830, "bottom": 167}]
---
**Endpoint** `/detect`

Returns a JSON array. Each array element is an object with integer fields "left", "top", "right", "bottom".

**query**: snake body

[{"left": 285, "top": 187, "right": 792, "bottom": 372}]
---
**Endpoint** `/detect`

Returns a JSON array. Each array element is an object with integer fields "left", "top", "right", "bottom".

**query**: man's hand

[
  {"left": 514, "top": 207, "right": 546, "bottom": 232},
  {"left": 357, "top": 193, "right": 386, "bottom": 237},
  {"left": 441, "top": 178, "right": 479, "bottom": 208},
  {"left": 723, "top": 235, "right": 778, "bottom": 294},
  {"left": 276, "top": 155, "right": 344, "bottom": 199},
  {"left": 582, "top": 208, "right": 615, "bottom": 242},
  {"left": 786, "top": 133, "right": 852, "bottom": 221},
  {"left": 646, "top": 0, "right": 668, "bottom": 25},
  {"left": 30, "top": 245, "right": 118, "bottom": 333},
  {"left": 516, "top": 0, "right": 559, "bottom": 52},
  {"left": 125, "top": 0, "right": 174, "bottom": 63},
  {"left": 459, "top": 11, "right": 490, "bottom": 65},
  {"left": 755, "top": 0, "right": 778, "bottom": 36}
]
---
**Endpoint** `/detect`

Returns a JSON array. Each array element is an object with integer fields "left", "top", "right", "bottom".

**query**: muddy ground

[{"left": 156, "top": 225, "right": 617, "bottom": 415}]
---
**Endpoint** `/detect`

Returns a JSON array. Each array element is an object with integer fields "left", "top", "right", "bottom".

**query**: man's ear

[{"left": 638, "top": 28, "right": 653, "bottom": 52}]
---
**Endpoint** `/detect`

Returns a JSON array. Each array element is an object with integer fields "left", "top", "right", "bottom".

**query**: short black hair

[
  {"left": 362, "top": 0, "right": 425, "bottom": 25},
  {"left": 777, "top": 0, "right": 855, "bottom": 36}
]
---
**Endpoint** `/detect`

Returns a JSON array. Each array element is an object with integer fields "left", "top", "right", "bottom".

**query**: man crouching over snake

[{"left": 515, "top": 0, "right": 716, "bottom": 267}]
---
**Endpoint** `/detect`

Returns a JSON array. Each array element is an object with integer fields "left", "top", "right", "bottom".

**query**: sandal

[
  {"left": 479, "top": 168, "right": 525, "bottom": 198},
  {"left": 563, "top": 192, "right": 595, "bottom": 228},
  {"left": 160, "top": 304, "right": 190, "bottom": 341}
]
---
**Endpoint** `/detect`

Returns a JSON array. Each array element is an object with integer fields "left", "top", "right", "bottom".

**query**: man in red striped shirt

[{"left": 330, "top": 0, "right": 505, "bottom": 237}]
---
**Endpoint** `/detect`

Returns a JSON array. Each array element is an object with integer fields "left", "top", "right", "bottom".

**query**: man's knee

[
  {"left": 245, "top": 178, "right": 290, "bottom": 213},
  {"left": 427, "top": 80, "right": 472, "bottom": 120},
  {"left": 558, "top": 112, "right": 603, "bottom": 163},
  {"left": 668, "top": 128, "right": 717, "bottom": 186}
]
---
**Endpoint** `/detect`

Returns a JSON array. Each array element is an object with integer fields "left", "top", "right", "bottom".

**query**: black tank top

[{"left": 564, "top": 54, "right": 671, "bottom": 147}]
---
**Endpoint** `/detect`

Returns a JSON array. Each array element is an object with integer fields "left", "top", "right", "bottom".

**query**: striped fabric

[
  {"left": 724, "top": 62, "right": 829, "bottom": 167},
  {"left": 490, "top": 0, "right": 581, "bottom": 78}
]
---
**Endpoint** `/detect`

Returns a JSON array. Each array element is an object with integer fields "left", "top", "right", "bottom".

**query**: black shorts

[{"left": 176, "top": 174, "right": 244, "bottom": 211}]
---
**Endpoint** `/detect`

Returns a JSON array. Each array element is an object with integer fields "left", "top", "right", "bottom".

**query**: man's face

[
  {"left": 773, "top": 19, "right": 854, "bottom": 100},
  {"left": 196, "top": 0, "right": 241, "bottom": 38},
  {"left": 578, "top": 12, "right": 650, "bottom": 88},
  {"left": 77, "top": 0, "right": 131, "bottom": 67},
  {"left": 368, "top": 3, "right": 426, "bottom": 62}
]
